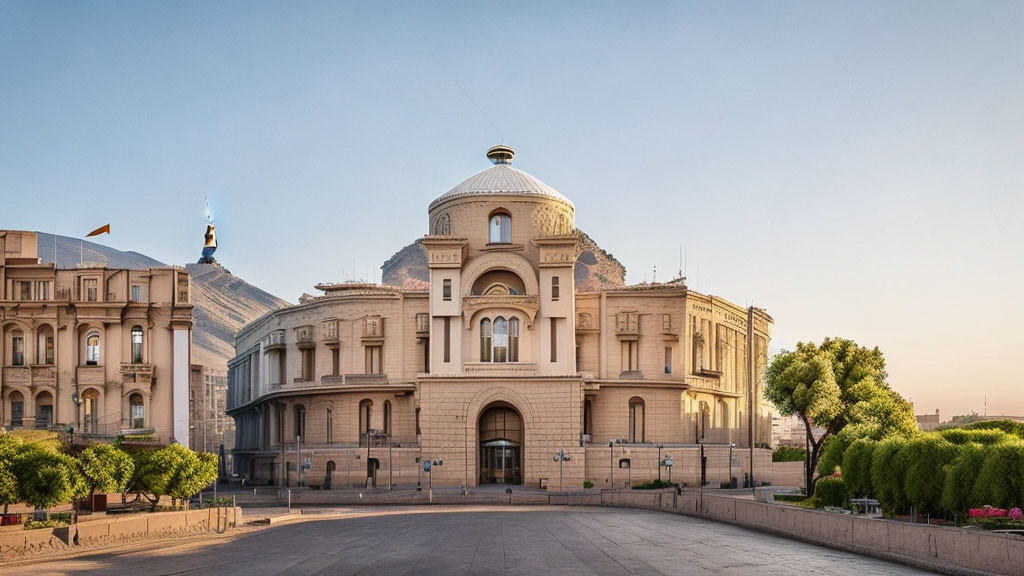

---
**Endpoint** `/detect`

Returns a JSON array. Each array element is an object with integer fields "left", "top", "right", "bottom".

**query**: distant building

[
  {"left": 189, "top": 364, "right": 234, "bottom": 469},
  {"left": 916, "top": 409, "right": 941, "bottom": 431},
  {"left": 0, "top": 230, "right": 193, "bottom": 446}
]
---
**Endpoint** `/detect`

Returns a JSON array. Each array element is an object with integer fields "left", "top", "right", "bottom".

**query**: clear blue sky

[{"left": 2, "top": 1, "right": 1022, "bottom": 418}]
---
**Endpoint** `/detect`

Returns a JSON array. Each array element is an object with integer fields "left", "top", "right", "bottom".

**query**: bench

[{"left": 850, "top": 498, "right": 882, "bottom": 517}]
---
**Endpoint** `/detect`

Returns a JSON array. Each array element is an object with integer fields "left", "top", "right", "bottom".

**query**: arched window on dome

[{"left": 489, "top": 211, "right": 511, "bottom": 243}]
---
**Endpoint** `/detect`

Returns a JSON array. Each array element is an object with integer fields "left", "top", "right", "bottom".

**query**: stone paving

[{"left": 9, "top": 506, "right": 936, "bottom": 576}]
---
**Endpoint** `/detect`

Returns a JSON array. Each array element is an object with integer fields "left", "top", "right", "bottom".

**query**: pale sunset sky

[{"left": 2, "top": 2, "right": 1021, "bottom": 418}]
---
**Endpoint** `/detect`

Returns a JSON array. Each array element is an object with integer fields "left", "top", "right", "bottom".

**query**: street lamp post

[
  {"left": 608, "top": 440, "right": 614, "bottom": 488},
  {"left": 656, "top": 443, "right": 664, "bottom": 483},
  {"left": 663, "top": 455, "right": 674, "bottom": 484},
  {"left": 553, "top": 450, "right": 571, "bottom": 491}
]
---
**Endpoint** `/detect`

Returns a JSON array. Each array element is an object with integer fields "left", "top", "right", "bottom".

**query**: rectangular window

[
  {"left": 443, "top": 317, "right": 451, "bottom": 363},
  {"left": 331, "top": 348, "right": 340, "bottom": 376},
  {"left": 622, "top": 341, "right": 637, "bottom": 371},
  {"left": 84, "top": 278, "right": 98, "bottom": 302},
  {"left": 301, "top": 349, "right": 315, "bottom": 381},
  {"left": 19, "top": 282, "right": 30, "bottom": 301},
  {"left": 442, "top": 279, "right": 452, "bottom": 301},
  {"left": 423, "top": 339, "right": 430, "bottom": 372},
  {"left": 551, "top": 276, "right": 560, "bottom": 301},
  {"left": 665, "top": 347, "right": 672, "bottom": 374},
  {"left": 36, "top": 282, "right": 49, "bottom": 301},
  {"left": 12, "top": 336, "right": 24, "bottom": 366},
  {"left": 132, "top": 402, "right": 145, "bottom": 429},
  {"left": 131, "top": 285, "right": 142, "bottom": 302},
  {"left": 365, "top": 346, "right": 382, "bottom": 374},
  {"left": 550, "top": 318, "right": 557, "bottom": 363}
]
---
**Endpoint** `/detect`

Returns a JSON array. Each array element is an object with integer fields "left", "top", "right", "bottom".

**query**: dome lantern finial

[{"left": 486, "top": 144, "right": 515, "bottom": 165}]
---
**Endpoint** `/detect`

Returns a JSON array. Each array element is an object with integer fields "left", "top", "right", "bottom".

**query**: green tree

[
  {"left": 871, "top": 436, "right": 910, "bottom": 514},
  {"left": 902, "top": 434, "right": 959, "bottom": 517},
  {"left": 841, "top": 438, "right": 877, "bottom": 499},
  {"left": 0, "top": 434, "right": 27, "bottom": 514},
  {"left": 940, "top": 442, "right": 988, "bottom": 519},
  {"left": 128, "top": 445, "right": 217, "bottom": 510},
  {"left": 971, "top": 439, "right": 1024, "bottom": 509},
  {"left": 79, "top": 444, "right": 135, "bottom": 501},
  {"left": 14, "top": 449, "right": 86, "bottom": 519},
  {"left": 764, "top": 338, "right": 916, "bottom": 494}
]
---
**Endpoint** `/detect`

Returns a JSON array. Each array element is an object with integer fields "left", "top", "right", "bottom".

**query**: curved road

[{"left": 9, "top": 506, "right": 935, "bottom": 576}]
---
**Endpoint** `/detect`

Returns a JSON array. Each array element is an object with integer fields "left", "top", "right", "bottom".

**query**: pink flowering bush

[
  {"left": 968, "top": 508, "right": 985, "bottom": 518},
  {"left": 1010, "top": 508, "right": 1022, "bottom": 520},
  {"left": 968, "top": 505, "right": 1023, "bottom": 528}
]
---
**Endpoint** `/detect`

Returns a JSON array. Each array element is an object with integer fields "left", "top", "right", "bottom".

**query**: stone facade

[
  {"left": 0, "top": 230, "right": 193, "bottom": 446},
  {"left": 227, "top": 146, "right": 773, "bottom": 489}
]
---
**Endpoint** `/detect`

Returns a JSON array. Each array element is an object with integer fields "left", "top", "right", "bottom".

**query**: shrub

[
  {"left": 871, "top": 436, "right": 909, "bottom": 513},
  {"left": 964, "top": 420, "right": 1024, "bottom": 440},
  {"left": 817, "top": 433, "right": 854, "bottom": 478},
  {"left": 841, "top": 438, "right": 877, "bottom": 498},
  {"left": 972, "top": 440, "right": 1024, "bottom": 510},
  {"left": 582, "top": 481, "right": 593, "bottom": 489},
  {"left": 814, "top": 476, "right": 848, "bottom": 508},
  {"left": 772, "top": 446, "right": 806, "bottom": 462},
  {"left": 902, "top": 434, "right": 960, "bottom": 516},
  {"left": 940, "top": 442, "right": 987, "bottom": 519},
  {"left": 939, "top": 428, "right": 1009, "bottom": 446}
]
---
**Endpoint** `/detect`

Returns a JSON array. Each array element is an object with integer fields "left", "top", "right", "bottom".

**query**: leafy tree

[
  {"left": 964, "top": 419, "right": 1024, "bottom": 440},
  {"left": 814, "top": 476, "right": 848, "bottom": 508},
  {"left": 902, "top": 434, "right": 959, "bottom": 516},
  {"left": 764, "top": 338, "right": 916, "bottom": 494},
  {"left": 14, "top": 449, "right": 86, "bottom": 519},
  {"left": 79, "top": 444, "right": 134, "bottom": 501},
  {"left": 0, "top": 434, "right": 27, "bottom": 514},
  {"left": 771, "top": 446, "right": 806, "bottom": 462},
  {"left": 870, "top": 436, "right": 910, "bottom": 514},
  {"left": 841, "top": 438, "right": 877, "bottom": 498},
  {"left": 127, "top": 445, "right": 217, "bottom": 510},
  {"left": 971, "top": 439, "right": 1024, "bottom": 509},
  {"left": 940, "top": 442, "right": 988, "bottom": 519}
]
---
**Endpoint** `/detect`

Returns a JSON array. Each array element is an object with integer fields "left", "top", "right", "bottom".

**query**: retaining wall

[
  {"left": 590, "top": 489, "right": 1024, "bottom": 576},
  {"left": 0, "top": 507, "right": 242, "bottom": 560}
]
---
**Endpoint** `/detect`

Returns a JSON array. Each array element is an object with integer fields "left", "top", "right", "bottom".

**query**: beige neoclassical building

[
  {"left": 0, "top": 231, "right": 194, "bottom": 446},
  {"left": 227, "top": 146, "right": 774, "bottom": 490}
]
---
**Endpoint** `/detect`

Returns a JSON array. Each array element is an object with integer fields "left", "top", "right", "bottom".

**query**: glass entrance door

[{"left": 480, "top": 440, "right": 521, "bottom": 484}]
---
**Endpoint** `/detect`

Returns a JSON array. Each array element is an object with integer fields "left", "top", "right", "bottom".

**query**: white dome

[{"left": 429, "top": 146, "right": 574, "bottom": 211}]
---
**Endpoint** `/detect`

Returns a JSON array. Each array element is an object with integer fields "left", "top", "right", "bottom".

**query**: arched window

[
  {"left": 383, "top": 400, "right": 392, "bottom": 436},
  {"left": 480, "top": 319, "right": 492, "bottom": 362},
  {"left": 83, "top": 389, "right": 99, "bottom": 433},
  {"left": 489, "top": 211, "right": 511, "bottom": 243},
  {"left": 9, "top": 390, "right": 24, "bottom": 428},
  {"left": 326, "top": 408, "right": 333, "bottom": 444},
  {"left": 130, "top": 393, "right": 145, "bottom": 428},
  {"left": 628, "top": 397, "right": 645, "bottom": 443},
  {"left": 718, "top": 400, "right": 730, "bottom": 429},
  {"left": 37, "top": 326, "right": 54, "bottom": 365},
  {"left": 493, "top": 317, "right": 508, "bottom": 362},
  {"left": 359, "top": 399, "right": 373, "bottom": 446},
  {"left": 10, "top": 330, "right": 25, "bottom": 366},
  {"left": 294, "top": 404, "right": 306, "bottom": 439},
  {"left": 86, "top": 333, "right": 100, "bottom": 365},
  {"left": 509, "top": 317, "right": 519, "bottom": 362},
  {"left": 131, "top": 326, "right": 144, "bottom": 364}
]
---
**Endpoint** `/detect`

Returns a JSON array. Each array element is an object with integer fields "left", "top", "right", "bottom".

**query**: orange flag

[{"left": 86, "top": 224, "right": 110, "bottom": 237}]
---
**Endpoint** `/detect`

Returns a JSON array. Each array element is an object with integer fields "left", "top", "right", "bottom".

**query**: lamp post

[
  {"left": 608, "top": 440, "right": 614, "bottom": 488},
  {"left": 553, "top": 450, "right": 571, "bottom": 491},
  {"left": 663, "top": 455, "right": 674, "bottom": 484},
  {"left": 656, "top": 443, "right": 664, "bottom": 483}
]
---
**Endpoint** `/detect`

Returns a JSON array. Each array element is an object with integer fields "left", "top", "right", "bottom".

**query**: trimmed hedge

[
  {"left": 815, "top": 476, "right": 848, "bottom": 508},
  {"left": 772, "top": 446, "right": 806, "bottom": 463},
  {"left": 827, "top": 427, "right": 1024, "bottom": 519}
]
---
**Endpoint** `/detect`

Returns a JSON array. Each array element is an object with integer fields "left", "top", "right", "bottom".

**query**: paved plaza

[{"left": 10, "top": 506, "right": 936, "bottom": 576}]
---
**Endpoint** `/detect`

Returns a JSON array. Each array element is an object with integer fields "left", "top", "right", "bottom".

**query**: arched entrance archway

[{"left": 478, "top": 403, "right": 523, "bottom": 485}]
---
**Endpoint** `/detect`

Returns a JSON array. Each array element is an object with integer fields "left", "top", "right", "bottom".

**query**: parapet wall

[
  {"left": 0, "top": 507, "right": 242, "bottom": 560},
  {"left": 552, "top": 489, "right": 1024, "bottom": 576}
]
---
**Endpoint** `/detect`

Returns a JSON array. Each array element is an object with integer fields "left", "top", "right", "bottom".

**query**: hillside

[{"left": 185, "top": 262, "right": 290, "bottom": 370}]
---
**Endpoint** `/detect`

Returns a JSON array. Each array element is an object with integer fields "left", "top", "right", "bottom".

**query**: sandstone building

[
  {"left": 227, "top": 146, "right": 774, "bottom": 489},
  {"left": 0, "top": 230, "right": 193, "bottom": 446}
]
